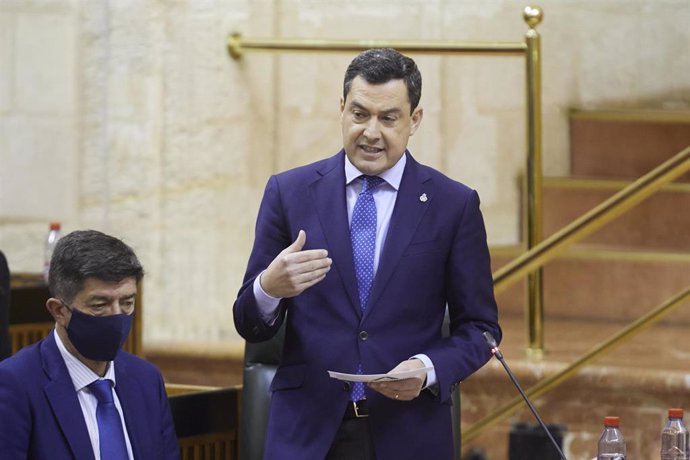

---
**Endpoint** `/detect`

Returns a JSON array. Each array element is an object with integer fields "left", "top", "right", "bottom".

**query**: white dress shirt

[{"left": 54, "top": 330, "right": 134, "bottom": 460}]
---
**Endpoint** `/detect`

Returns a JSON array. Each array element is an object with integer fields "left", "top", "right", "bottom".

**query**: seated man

[{"left": 0, "top": 230, "right": 179, "bottom": 459}]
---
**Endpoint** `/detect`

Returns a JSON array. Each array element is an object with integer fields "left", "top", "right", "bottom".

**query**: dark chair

[
  {"left": 0, "top": 251, "right": 11, "bottom": 360},
  {"left": 239, "top": 312, "right": 461, "bottom": 460},
  {"left": 239, "top": 322, "right": 286, "bottom": 460}
]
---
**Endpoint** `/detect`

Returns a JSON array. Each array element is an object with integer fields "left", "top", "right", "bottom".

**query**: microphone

[{"left": 482, "top": 332, "right": 567, "bottom": 460}]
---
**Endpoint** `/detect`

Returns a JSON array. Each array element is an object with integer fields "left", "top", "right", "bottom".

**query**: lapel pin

[{"left": 419, "top": 193, "right": 428, "bottom": 202}]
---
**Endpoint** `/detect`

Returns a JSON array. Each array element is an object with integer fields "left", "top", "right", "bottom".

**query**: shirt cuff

[
  {"left": 411, "top": 354, "right": 437, "bottom": 389},
  {"left": 253, "top": 271, "right": 281, "bottom": 325}
]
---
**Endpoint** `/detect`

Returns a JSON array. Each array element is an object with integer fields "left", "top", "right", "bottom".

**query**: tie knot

[
  {"left": 360, "top": 175, "right": 384, "bottom": 194},
  {"left": 89, "top": 379, "right": 114, "bottom": 404}
]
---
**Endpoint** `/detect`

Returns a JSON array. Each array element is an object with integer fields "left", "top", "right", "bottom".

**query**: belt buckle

[{"left": 352, "top": 400, "right": 368, "bottom": 418}]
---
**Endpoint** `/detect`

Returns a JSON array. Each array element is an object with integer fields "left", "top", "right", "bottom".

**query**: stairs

[{"left": 461, "top": 109, "right": 690, "bottom": 459}]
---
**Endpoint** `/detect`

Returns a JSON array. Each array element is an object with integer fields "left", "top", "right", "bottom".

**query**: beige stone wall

[{"left": 1, "top": 0, "right": 689, "bottom": 354}]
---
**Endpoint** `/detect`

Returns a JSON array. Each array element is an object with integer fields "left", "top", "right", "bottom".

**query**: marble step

[
  {"left": 569, "top": 109, "right": 690, "bottom": 182},
  {"left": 460, "top": 316, "right": 690, "bottom": 459},
  {"left": 543, "top": 177, "right": 690, "bottom": 252},
  {"left": 491, "top": 246, "right": 690, "bottom": 323}
]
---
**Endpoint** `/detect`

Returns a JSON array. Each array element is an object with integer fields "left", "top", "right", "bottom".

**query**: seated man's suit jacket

[
  {"left": 0, "top": 331, "right": 180, "bottom": 460},
  {"left": 234, "top": 150, "right": 501, "bottom": 460}
]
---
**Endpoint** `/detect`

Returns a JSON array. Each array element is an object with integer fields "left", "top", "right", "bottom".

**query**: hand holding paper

[{"left": 329, "top": 358, "right": 430, "bottom": 401}]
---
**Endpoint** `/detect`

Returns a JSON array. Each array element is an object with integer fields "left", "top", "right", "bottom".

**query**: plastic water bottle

[
  {"left": 43, "top": 222, "right": 61, "bottom": 283},
  {"left": 598, "top": 416, "right": 626, "bottom": 459},
  {"left": 661, "top": 408, "right": 689, "bottom": 460}
]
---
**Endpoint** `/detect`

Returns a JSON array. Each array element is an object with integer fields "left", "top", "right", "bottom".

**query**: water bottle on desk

[
  {"left": 597, "top": 416, "right": 626, "bottom": 459},
  {"left": 43, "top": 222, "right": 61, "bottom": 283},
  {"left": 661, "top": 408, "right": 689, "bottom": 460}
]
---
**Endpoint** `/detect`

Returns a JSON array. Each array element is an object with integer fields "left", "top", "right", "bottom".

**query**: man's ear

[
  {"left": 340, "top": 96, "right": 345, "bottom": 114},
  {"left": 410, "top": 107, "right": 423, "bottom": 136},
  {"left": 46, "top": 298, "right": 69, "bottom": 327}
]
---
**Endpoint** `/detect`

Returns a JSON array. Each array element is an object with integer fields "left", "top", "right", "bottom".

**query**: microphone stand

[{"left": 482, "top": 332, "right": 567, "bottom": 460}]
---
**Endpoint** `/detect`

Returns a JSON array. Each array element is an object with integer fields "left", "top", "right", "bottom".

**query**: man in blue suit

[
  {"left": 0, "top": 230, "right": 179, "bottom": 459},
  {"left": 234, "top": 48, "right": 501, "bottom": 459}
]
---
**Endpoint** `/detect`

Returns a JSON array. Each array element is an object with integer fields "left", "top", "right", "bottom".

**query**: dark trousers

[{"left": 325, "top": 418, "right": 376, "bottom": 460}]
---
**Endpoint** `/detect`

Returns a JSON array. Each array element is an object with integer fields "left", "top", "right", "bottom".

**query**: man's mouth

[{"left": 359, "top": 145, "right": 384, "bottom": 154}]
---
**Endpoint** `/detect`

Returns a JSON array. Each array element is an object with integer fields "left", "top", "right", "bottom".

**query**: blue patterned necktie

[
  {"left": 89, "top": 379, "right": 128, "bottom": 460},
  {"left": 350, "top": 175, "right": 384, "bottom": 401}
]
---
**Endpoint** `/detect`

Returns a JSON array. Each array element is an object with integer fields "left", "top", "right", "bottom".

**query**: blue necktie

[
  {"left": 89, "top": 379, "right": 128, "bottom": 460},
  {"left": 350, "top": 175, "right": 384, "bottom": 401}
]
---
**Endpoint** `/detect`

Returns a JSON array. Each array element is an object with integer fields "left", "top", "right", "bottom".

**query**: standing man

[
  {"left": 234, "top": 48, "right": 501, "bottom": 459},
  {"left": 0, "top": 230, "right": 179, "bottom": 459}
]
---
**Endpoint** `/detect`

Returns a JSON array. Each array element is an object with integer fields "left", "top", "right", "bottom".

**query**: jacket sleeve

[
  {"left": 233, "top": 175, "right": 291, "bottom": 343},
  {"left": 426, "top": 190, "right": 502, "bottom": 403},
  {"left": 0, "top": 365, "right": 32, "bottom": 459}
]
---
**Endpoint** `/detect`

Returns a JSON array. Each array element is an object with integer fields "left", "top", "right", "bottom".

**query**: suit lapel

[
  {"left": 41, "top": 333, "right": 96, "bottom": 460},
  {"left": 311, "top": 151, "right": 361, "bottom": 314},
  {"left": 365, "top": 154, "right": 432, "bottom": 320},
  {"left": 114, "top": 357, "right": 147, "bottom": 459}
]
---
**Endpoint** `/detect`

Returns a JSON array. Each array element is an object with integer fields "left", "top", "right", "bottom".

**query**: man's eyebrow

[
  {"left": 349, "top": 101, "right": 368, "bottom": 111},
  {"left": 86, "top": 293, "right": 136, "bottom": 301},
  {"left": 380, "top": 108, "right": 403, "bottom": 116},
  {"left": 349, "top": 101, "right": 403, "bottom": 115}
]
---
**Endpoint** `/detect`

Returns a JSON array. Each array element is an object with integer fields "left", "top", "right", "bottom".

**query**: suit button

[
  {"left": 359, "top": 331, "right": 368, "bottom": 341},
  {"left": 343, "top": 382, "right": 352, "bottom": 391}
]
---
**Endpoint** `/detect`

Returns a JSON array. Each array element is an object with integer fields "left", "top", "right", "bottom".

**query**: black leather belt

[{"left": 344, "top": 399, "right": 369, "bottom": 419}]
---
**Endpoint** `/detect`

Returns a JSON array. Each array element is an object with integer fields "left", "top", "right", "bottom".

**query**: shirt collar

[
  {"left": 53, "top": 329, "right": 116, "bottom": 392},
  {"left": 344, "top": 150, "right": 407, "bottom": 191}
]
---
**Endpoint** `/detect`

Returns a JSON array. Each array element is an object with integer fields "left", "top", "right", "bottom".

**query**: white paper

[{"left": 327, "top": 367, "right": 433, "bottom": 383}]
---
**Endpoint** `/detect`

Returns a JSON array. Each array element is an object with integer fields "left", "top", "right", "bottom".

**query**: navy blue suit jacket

[
  {"left": 234, "top": 150, "right": 501, "bottom": 460},
  {"left": 0, "top": 332, "right": 180, "bottom": 459}
]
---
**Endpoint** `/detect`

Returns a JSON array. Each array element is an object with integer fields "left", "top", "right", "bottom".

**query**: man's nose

[
  {"left": 363, "top": 119, "right": 381, "bottom": 140},
  {"left": 111, "top": 303, "right": 124, "bottom": 315}
]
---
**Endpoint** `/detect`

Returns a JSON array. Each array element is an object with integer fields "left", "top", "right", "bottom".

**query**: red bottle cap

[
  {"left": 604, "top": 416, "right": 620, "bottom": 427},
  {"left": 49, "top": 222, "right": 61, "bottom": 230},
  {"left": 669, "top": 408, "right": 684, "bottom": 419}
]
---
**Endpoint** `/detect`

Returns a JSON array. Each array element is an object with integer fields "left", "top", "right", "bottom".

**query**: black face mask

[{"left": 66, "top": 308, "right": 133, "bottom": 361}]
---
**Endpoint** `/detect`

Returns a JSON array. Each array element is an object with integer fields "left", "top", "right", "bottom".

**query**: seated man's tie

[{"left": 89, "top": 379, "right": 129, "bottom": 460}]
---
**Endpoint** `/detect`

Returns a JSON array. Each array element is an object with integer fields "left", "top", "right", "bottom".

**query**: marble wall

[{"left": 1, "top": 0, "right": 689, "bottom": 352}]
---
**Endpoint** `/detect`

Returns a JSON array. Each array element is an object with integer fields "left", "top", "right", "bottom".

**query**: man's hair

[
  {"left": 343, "top": 48, "right": 422, "bottom": 113},
  {"left": 48, "top": 230, "right": 143, "bottom": 304}
]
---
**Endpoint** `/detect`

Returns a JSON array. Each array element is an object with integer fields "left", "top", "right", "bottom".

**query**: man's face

[
  {"left": 66, "top": 277, "right": 137, "bottom": 319},
  {"left": 340, "top": 76, "right": 423, "bottom": 176}
]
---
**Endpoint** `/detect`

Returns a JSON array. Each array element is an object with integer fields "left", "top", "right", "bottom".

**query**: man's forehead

[
  {"left": 79, "top": 277, "right": 137, "bottom": 297},
  {"left": 345, "top": 77, "right": 411, "bottom": 110}
]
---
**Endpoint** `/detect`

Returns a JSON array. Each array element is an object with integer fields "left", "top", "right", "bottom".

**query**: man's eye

[
  {"left": 90, "top": 304, "right": 107, "bottom": 310},
  {"left": 352, "top": 111, "right": 366, "bottom": 119}
]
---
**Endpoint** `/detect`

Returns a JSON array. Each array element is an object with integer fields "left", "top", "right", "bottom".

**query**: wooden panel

[
  {"left": 179, "top": 433, "right": 237, "bottom": 460},
  {"left": 569, "top": 115, "right": 690, "bottom": 181},
  {"left": 169, "top": 387, "right": 240, "bottom": 460}
]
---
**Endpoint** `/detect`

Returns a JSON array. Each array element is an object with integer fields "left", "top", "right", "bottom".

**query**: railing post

[{"left": 523, "top": 6, "right": 544, "bottom": 358}]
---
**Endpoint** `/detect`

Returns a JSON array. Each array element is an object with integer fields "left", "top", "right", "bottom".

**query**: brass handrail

[
  {"left": 494, "top": 145, "right": 690, "bottom": 294},
  {"left": 462, "top": 284, "right": 690, "bottom": 444},
  {"left": 461, "top": 145, "right": 690, "bottom": 443},
  {"left": 228, "top": 35, "right": 526, "bottom": 58},
  {"left": 229, "top": 5, "right": 548, "bottom": 353}
]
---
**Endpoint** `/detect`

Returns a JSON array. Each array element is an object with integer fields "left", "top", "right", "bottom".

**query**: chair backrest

[
  {"left": 239, "top": 311, "right": 461, "bottom": 460},
  {"left": 0, "top": 251, "right": 10, "bottom": 360},
  {"left": 239, "top": 321, "right": 286, "bottom": 460}
]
